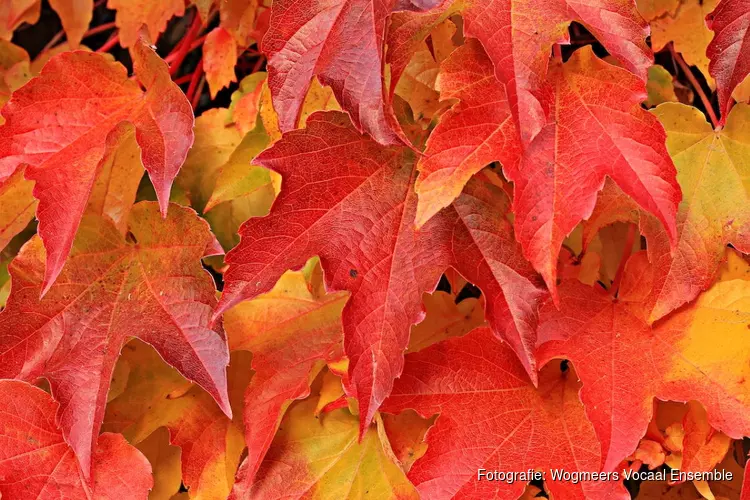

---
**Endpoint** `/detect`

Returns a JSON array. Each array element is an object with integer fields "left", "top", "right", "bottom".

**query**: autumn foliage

[{"left": 0, "top": 0, "right": 749, "bottom": 498}]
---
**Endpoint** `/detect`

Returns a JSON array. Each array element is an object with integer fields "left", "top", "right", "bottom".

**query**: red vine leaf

[
  {"left": 0, "top": 37, "right": 194, "bottom": 293},
  {"left": 0, "top": 379, "right": 153, "bottom": 499},
  {"left": 261, "top": 0, "right": 443, "bottom": 145},
  {"left": 0, "top": 202, "right": 230, "bottom": 476},
  {"left": 216, "top": 111, "right": 545, "bottom": 438}
]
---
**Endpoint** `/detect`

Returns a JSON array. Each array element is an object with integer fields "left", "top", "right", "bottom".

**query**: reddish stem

[
  {"left": 186, "top": 59, "right": 204, "bottom": 106},
  {"left": 670, "top": 44, "right": 720, "bottom": 128},
  {"left": 173, "top": 74, "right": 193, "bottom": 85},
  {"left": 96, "top": 34, "right": 120, "bottom": 53},
  {"left": 553, "top": 44, "right": 563, "bottom": 62},
  {"left": 169, "top": 12, "right": 204, "bottom": 76},
  {"left": 42, "top": 21, "right": 117, "bottom": 53},
  {"left": 610, "top": 223, "right": 637, "bottom": 297},
  {"left": 191, "top": 77, "right": 206, "bottom": 109},
  {"left": 83, "top": 21, "right": 117, "bottom": 39},
  {"left": 251, "top": 55, "right": 265, "bottom": 73},
  {"left": 165, "top": 35, "right": 206, "bottom": 64}
]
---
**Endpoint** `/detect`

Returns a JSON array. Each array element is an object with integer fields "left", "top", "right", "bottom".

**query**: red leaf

[
  {"left": 261, "top": 0, "right": 443, "bottom": 145},
  {"left": 461, "top": 0, "right": 652, "bottom": 143},
  {"left": 0, "top": 202, "right": 230, "bottom": 476},
  {"left": 216, "top": 111, "right": 544, "bottom": 437},
  {"left": 512, "top": 47, "right": 679, "bottom": 297},
  {"left": 0, "top": 380, "right": 153, "bottom": 499},
  {"left": 0, "top": 37, "right": 194, "bottom": 294},
  {"left": 537, "top": 251, "right": 750, "bottom": 472},
  {"left": 381, "top": 327, "right": 629, "bottom": 500},
  {"left": 416, "top": 39, "right": 522, "bottom": 226},
  {"left": 223, "top": 257, "right": 349, "bottom": 488},
  {"left": 706, "top": 0, "right": 750, "bottom": 122}
]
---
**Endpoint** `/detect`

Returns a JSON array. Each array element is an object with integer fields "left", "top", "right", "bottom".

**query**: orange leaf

[{"left": 203, "top": 27, "right": 238, "bottom": 99}]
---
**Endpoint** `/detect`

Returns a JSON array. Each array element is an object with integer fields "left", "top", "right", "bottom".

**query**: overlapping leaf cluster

[{"left": 0, "top": 0, "right": 749, "bottom": 498}]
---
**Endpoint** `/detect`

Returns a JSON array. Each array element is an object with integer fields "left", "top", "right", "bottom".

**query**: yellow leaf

[
  {"left": 649, "top": 0, "right": 717, "bottom": 85},
  {"left": 379, "top": 410, "right": 435, "bottom": 473},
  {"left": 298, "top": 78, "right": 341, "bottom": 129},
  {"left": 314, "top": 369, "right": 345, "bottom": 416},
  {"left": 86, "top": 125, "right": 144, "bottom": 234},
  {"left": 645, "top": 103, "right": 750, "bottom": 321},
  {"left": 637, "top": 0, "right": 679, "bottom": 21},
  {"left": 0, "top": 167, "right": 36, "bottom": 253},
  {"left": 104, "top": 341, "right": 250, "bottom": 500},
  {"left": 407, "top": 289, "right": 485, "bottom": 353},
  {"left": 646, "top": 64, "right": 679, "bottom": 107},
  {"left": 239, "top": 398, "right": 419, "bottom": 499},
  {"left": 137, "top": 427, "right": 183, "bottom": 500},
  {"left": 175, "top": 108, "right": 242, "bottom": 212},
  {"left": 719, "top": 248, "right": 750, "bottom": 281}
]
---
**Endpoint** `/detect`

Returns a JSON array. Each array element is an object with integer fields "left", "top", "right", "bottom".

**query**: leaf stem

[
  {"left": 42, "top": 21, "right": 118, "bottom": 53},
  {"left": 169, "top": 11, "right": 204, "bottom": 76},
  {"left": 82, "top": 21, "right": 117, "bottom": 39},
  {"left": 669, "top": 43, "right": 719, "bottom": 129},
  {"left": 165, "top": 35, "right": 206, "bottom": 65},
  {"left": 610, "top": 223, "right": 637, "bottom": 298},
  {"left": 553, "top": 43, "right": 563, "bottom": 62},
  {"left": 96, "top": 34, "right": 120, "bottom": 53},
  {"left": 186, "top": 59, "right": 204, "bottom": 107}
]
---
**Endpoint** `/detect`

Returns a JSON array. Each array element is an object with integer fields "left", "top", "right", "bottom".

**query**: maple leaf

[
  {"left": 586, "top": 103, "right": 750, "bottom": 321},
  {"left": 223, "top": 256, "right": 349, "bottom": 489},
  {"left": 231, "top": 397, "right": 419, "bottom": 499},
  {"left": 0, "top": 37, "right": 194, "bottom": 294},
  {"left": 457, "top": 0, "right": 652, "bottom": 144},
  {"left": 108, "top": 0, "right": 185, "bottom": 47},
  {"left": 0, "top": 202, "right": 230, "bottom": 476},
  {"left": 104, "top": 340, "right": 249, "bottom": 499},
  {"left": 415, "top": 45, "right": 680, "bottom": 277},
  {"left": 48, "top": 0, "right": 93, "bottom": 48},
  {"left": 536, "top": 251, "right": 750, "bottom": 472},
  {"left": 216, "top": 111, "right": 545, "bottom": 438},
  {"left": 204, "top": 27, "right": 238, "bottom": 99},
  {"left": 0, "top": 380, "right": 153, "bottom": 499},
  {"left": 415, "top": 39, "right": 522, "bottom": 226},
  {"left": 261, "top": 0, "right": 443, "bottom": 145},
  {"left": 512, "top": 47, "right": 679, "bottom": 296},
  {"left": 380, "top": 326, "right": 629, "bottom": 499},
  {"left": 706, "top": 0, "right": 750, "bottom": 123}
]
